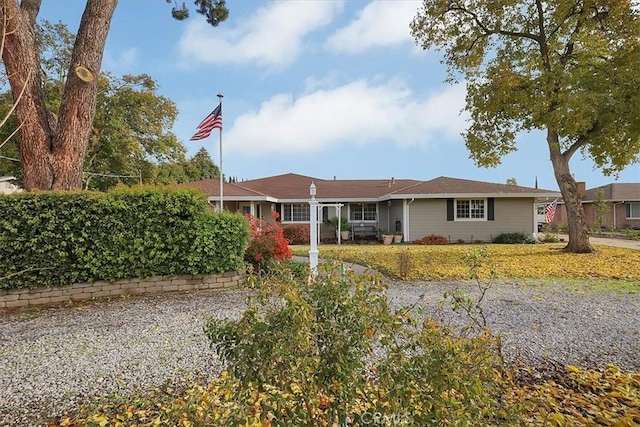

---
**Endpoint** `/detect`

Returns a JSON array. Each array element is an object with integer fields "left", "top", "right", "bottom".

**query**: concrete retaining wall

[{"left": 0, "top": 271, "right": 244, "bottom": 309}]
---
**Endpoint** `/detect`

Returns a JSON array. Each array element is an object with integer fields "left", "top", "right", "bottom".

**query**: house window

[
  {"left": 241, "top": 206, "right": 251, "bottom": 216},
  {"left": 282, "top": 203, "right": 310, "bottom": 222},
  {"left": 350, "top": 203, "right": 377, "bottom": 221},
  {"left": 456, "top": 199, "right": 486, "bottom": 220},
  {"left": 626, "top": 202, "right": 640, "bottom": 219}
]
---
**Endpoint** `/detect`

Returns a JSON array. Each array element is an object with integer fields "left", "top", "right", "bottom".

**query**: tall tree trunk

[
  {"left": 547, "top": 129, "right": 594, "bottom": 253},
  {"left": 1, "top": 0, "right": 117, "bottom": 190},
  {"left": 1, "top": 0, "right": 54, "bottom": 190}
]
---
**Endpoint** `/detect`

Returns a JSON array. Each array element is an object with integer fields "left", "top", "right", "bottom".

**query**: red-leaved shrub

[
  {"left": 244, "top": 212, "right": 292, "bottom": 267},
  {"left": 414, "top": 234, "right": 449, "bottom": 245},
  {"left": 282, "top": 224, "right": 310, "bottom": 245}
]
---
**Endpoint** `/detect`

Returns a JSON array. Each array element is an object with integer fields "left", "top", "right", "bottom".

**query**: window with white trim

[
  {"left": 350, "top": 203, "right": 377, "bottom": 221},
  {"left": 626, "top": 202, "right": 640, "bottom": 219},
  {"left": 282, "top": 203, "right": 310, "bottom": 222},
  {"left": 456, "top": 199, "right": 486, "bottom": 220}
]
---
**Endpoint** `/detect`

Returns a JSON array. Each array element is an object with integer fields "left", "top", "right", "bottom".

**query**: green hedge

[{"left": 0, "top": 186, "right": 249, "bottom": 290}]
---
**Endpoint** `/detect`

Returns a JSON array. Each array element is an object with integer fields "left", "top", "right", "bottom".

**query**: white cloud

[
  {"left": 178, "top": 1, "right": 344, "bottom": 69},
  {"left": 225, "top": 78, "right": 467, "bottom": 155},
  {"left": 326, "top": 0, "right": 422, "bottom": 53},
  {"left": 102, "top": 47, "right": 138, "bottom": 73}
]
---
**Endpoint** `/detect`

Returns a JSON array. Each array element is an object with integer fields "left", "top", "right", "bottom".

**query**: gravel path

[{"left": 1, "top": 281, "right": 639, "bottom": 426}]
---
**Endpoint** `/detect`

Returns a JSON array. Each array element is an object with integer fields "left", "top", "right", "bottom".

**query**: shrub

[
  {"left": 204, "top": 262, "right": 518, "bottom": 426},
  {"left": 493, "top": 232, "right": 536, "bottom": 244},
  {"left": 244, "top": 212, "right": 292, "bottom": 268},
  {"left": 622, "top": 228, "right": 640, "bottom": 240},
  {"left": 539, "top": 233, "right": 560, "bottom": 243},
  {"left": 414, "top": 234, "right": 449, "bottom": 245},
  {"left": 0, "top": 187, "right": 249, "bottom": 289},
  {"left": 282, "top": 223, "right": 310, "bottom": 245}
]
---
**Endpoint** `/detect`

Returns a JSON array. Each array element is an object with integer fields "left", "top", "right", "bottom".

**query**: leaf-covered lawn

[{"left": 291, "top": 244, "right": 640, "bottom": 282}]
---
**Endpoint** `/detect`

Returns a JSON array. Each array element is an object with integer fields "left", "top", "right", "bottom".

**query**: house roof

[
  {"left": 388, "top": 176, "right": 558, "bottom": 199},
  {"left": 183, "top": 173, "right": 560, "bottom": 201},
  {"left": 582, "top": 183, "right": 640, "bottom": 202},
  {"left": 237, "top": 173, "right": 421, "bottom": 200},
  {"left": 182, "top": 179, "right": 276, "bottom": 201}
]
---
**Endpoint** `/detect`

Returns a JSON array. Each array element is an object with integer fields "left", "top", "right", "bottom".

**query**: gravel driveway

[{"left": 1, "top": 280, "right": 639, "bottom": 426}]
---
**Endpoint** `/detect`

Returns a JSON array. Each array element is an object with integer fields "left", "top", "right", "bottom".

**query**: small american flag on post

[
  {"left": 545, "top": 199, "right": 558, "bottom": 223},
  {"left": 190, "top": 103, "right": 222, "bottom": 141}
]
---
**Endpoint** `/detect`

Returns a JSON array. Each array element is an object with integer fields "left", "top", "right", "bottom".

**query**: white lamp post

[{"left": 309, "top": 182, "right": 319, "bottom": 273}]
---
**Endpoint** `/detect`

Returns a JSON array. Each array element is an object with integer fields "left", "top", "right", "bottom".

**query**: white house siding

[{"left": 408, "top": 198, "right": 535, "bottom": 243}]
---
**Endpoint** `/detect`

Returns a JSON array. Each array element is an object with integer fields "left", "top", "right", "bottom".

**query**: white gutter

[{"left": 405, "top": 198, "right": 415, "bottom": 242}]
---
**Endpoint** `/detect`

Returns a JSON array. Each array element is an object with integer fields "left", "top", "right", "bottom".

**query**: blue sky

[{"left": 41, "top": 0, "right": 639, "bottom": 191}]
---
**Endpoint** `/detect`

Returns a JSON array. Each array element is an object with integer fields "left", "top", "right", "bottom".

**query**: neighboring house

[
  {"left": 0, "top": 176, "right": 21, "bottom": 195},
  {"left": 184, "top": 173, "right": 560, "bottom": 243},
  {"left": 551, "top": 182, "right": 640, "bottom": 230}
]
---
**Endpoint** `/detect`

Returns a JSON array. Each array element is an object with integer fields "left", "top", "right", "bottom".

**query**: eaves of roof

[
  {"left": 185, "top": 174, "right": 562, "bottom": 201},
  {"left": 182, "top": 179, "right": 274, "bottom": 200},
  {"left": 582, "top": 183, "right": 640, "bottom": 202}
]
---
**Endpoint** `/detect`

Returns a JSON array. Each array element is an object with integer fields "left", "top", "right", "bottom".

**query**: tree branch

[
  {"left": 563, "top": 122, "right": 599, "bottom": 161},
  {"left": 535, "top": 0, "right": 552, "bottom": 72},
  {"left": 449, "top": 6, "right": 540, "bottom": 42}
]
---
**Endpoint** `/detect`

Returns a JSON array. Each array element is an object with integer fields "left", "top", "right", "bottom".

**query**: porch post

[{"left": 309, "top": 182, "right": 319, "bottom": 273}]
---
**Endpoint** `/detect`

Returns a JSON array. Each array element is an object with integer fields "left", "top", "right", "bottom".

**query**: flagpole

[{"left": 217, "top": 93, "right": 224, "bottom": 212}]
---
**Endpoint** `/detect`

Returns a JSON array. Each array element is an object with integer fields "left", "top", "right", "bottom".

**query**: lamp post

[{"left": 309, "top": 182, "right": 319, "bottom": 273}]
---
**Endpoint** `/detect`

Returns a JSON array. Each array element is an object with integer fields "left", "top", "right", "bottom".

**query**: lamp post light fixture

[{"left": 308, "top": 182, "right": 319, "bottom": 273}]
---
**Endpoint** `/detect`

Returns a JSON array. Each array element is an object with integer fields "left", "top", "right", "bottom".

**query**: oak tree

[
  {"left": 411, "top": 0, "right": 640, "bottom": 252},
  {"left": 0, "top": 0, "right": 228, "bottom": 191}
]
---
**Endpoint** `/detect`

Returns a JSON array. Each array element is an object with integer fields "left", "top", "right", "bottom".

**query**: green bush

[
  {"left": 204, "top": 262, "right": 519, "bottom": 425},
  {"left": 0, "top": 187, "right": 249, "bottom": 289},
  {"left": 493, "top": 232, "right": 536, "bottom": 244},
  {"left": 622, "top": 228, "right": 640, "bottom": 240}
]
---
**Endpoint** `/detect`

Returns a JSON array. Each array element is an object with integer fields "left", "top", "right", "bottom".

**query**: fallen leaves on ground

[{"left": 292, "top": 244, "right": 640, "bottom": 282}]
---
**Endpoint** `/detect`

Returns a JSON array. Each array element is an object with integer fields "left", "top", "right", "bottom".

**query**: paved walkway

[{"left": 558, "top": 234, "right": 640, "bottom": 250}]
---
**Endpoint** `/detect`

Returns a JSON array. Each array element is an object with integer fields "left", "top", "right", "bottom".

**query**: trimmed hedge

[
  {"left": 492, "top": 232, "right": 537, "bottom": 244},
  {"left": 0, "top": 186, "right": 249, "bottom": 290}
]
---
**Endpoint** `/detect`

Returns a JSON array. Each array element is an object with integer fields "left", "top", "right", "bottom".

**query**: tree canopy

[
  {"left": 0, "top": 0, "right": 229, "bottom": 190},
  {"left": 411, "top": 0, "right": 640, "bottom": 252},
  {"left": 0, "top": 19, "right": 221, "bottom": 191}
]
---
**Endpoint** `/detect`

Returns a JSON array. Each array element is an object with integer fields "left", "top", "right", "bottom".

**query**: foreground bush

[
  {"left": 0, "top": 187, "right": 249, "bottom": 289},
  {"left": 203, "top": 262, "right": 517, "bottom": 425}
]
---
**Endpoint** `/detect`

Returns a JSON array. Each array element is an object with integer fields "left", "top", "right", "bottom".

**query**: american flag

[
  {"left": 545, "top": 199, "right": 558, "bottom": 223},
  {"left": 190, "top": 103, "right": 222, "bottom": 141}
]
